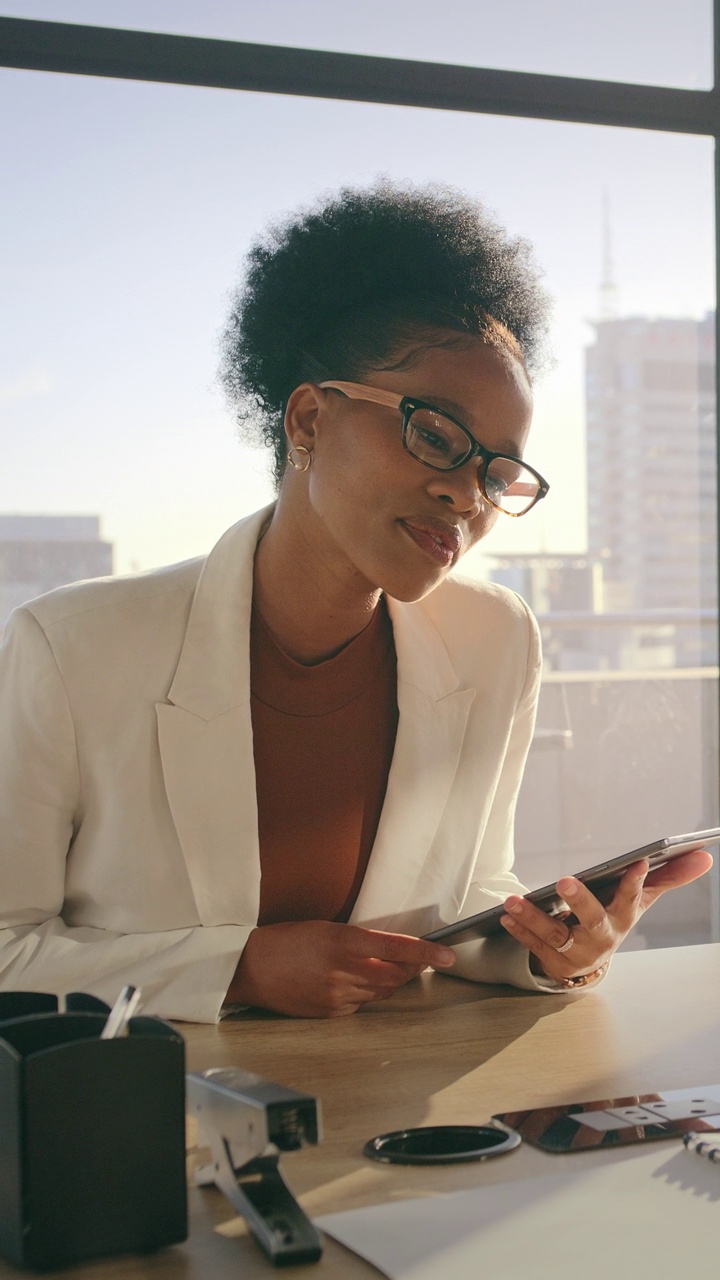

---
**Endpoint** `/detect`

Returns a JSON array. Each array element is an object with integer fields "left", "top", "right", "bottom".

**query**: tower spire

[{"left": 599, "top": 190, "right": 619, "bottom": 320}]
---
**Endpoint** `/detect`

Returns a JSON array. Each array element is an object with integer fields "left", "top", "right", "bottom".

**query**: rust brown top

[{"left": 251, "top": 600, "right": 398, "bottom": 925}]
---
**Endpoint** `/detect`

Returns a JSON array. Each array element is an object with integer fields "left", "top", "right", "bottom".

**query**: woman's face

[{"left": 293, "top": 336, "right": 535, "bottom": 603}]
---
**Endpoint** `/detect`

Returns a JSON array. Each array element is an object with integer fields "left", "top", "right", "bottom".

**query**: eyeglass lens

[{"left": 405, "top": 407, "right": 540, "bottom": 515}]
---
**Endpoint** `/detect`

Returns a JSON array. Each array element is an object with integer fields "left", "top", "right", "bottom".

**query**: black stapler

[{"left": 186, "top": 1067, "right": 323, "bottom": 1265}]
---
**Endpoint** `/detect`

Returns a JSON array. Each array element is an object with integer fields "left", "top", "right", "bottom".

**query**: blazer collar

[
  {"left": 158, "top": 507, "right": 273, "bottom": 925},
  {"left": 386, "top": 594, "right": 462, "bottom": 703},
  {"left": 166, "top": 505, "right": 273, "bottom": 719},
  {"left": 350, "top": 593, "right": 476, "bottom": 926}
]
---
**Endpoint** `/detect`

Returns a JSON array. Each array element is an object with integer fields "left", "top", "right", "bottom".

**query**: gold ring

[{"left": 556, "top": 931, "right": 575, "bottom": 954}]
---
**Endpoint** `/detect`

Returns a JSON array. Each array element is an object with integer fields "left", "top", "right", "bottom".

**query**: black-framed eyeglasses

[{"left": 319, "top": 381, "right": 550, "bottom": 517}]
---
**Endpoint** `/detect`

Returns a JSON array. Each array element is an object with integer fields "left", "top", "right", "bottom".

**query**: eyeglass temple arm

[{"left": 318, "top": 381, "right": 402, "bottom": 411}]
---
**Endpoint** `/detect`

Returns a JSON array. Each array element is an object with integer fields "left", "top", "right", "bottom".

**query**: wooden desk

[{"left": 4, "top": 944, "right": 720, "bottom": 1278}]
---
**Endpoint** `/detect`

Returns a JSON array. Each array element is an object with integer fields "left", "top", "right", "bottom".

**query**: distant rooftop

[{"left": 0, "top": 515, "right": 101, "bottom": 542}]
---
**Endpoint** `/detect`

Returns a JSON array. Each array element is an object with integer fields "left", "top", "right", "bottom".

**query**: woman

[{"left": 0, "top": 182, "right": 711, "bottom": 1022}]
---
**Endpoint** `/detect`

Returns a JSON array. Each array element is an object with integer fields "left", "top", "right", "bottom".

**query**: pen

[{"left": 100, "top": 985, "right": 142, "bottom": 1039}]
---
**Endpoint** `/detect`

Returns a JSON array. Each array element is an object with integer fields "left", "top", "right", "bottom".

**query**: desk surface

[{"left": 6, "top": 944, "right": 720, "bottom": 1278}]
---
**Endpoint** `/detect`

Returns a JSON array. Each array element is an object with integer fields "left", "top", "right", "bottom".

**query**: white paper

[{"left": 317, "top": 1142, "right": 720, "bottom": 1280}]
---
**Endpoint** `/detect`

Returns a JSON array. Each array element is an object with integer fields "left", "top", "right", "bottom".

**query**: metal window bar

[{"left": 0, "top": 15, "right": 717, "bottom": 133}]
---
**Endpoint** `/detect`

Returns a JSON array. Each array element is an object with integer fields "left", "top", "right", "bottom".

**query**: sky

[{"left": 1, "top": 0, "right": 715, "bottom": 574}]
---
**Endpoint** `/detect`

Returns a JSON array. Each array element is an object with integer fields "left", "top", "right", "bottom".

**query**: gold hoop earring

[{"left": 287, "top": 445, "right": 312, "bottom": 473}]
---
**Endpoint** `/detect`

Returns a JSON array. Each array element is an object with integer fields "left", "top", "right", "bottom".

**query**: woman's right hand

[{"left": 225, "top": 920, "right": 457, "bottom": 1017}]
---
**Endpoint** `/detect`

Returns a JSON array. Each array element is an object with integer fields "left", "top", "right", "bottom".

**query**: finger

[
  {"left": 554, "top": 877, "right": 616, "bottom": 945},
  {"left": 346, "top": 927, "right": 456, "bottom": 970},
  {"left": 289, "top": 984, "right": 378, "bottom": 1018},
  {"left": 643, "top": 848, "right": 714, "bottom": 894},
  {"left": 503, "top": 894, "right": 583, "bottom": 954},
  {"left": 602, "top": 859, "right": 650, "bottom": 930},
  {"left": 327, "top": 973, "right": 403, "bottom": 1011},
  {"left": 333, "top": 958, "right": 419, "bottom": 1000},
  {"left": 357, "top": 957, "right": 426, "bottom": 995},
  {"left": 325, "top": 993, "right": 376, "bottom": 1017},
  {"left": 370, "top": 971, "right": 423, "bottom": 1002},
  {"left": 499, "top": 909, "right": 576, "bottom": 971},
  {"left": 387, "top": 962, "right": 426, "bottom": 982}
]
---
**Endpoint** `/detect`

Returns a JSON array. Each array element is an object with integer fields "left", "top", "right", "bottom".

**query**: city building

[
  {"left": 491, "top": 314, "right": 718, "bottom": 671},
  {"left": 585, "top": 312, "right": 717, "bottom": 620},
  {"left": 0, "top": 515, "right": 113, "bottom": 638},
  {"left": 486, "top": 320, "right": 720, "bottom": 947}
]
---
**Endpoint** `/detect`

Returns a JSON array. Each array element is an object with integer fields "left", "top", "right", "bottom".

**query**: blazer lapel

[
  {"left": 350, "top": 596, "right": 475, "bottom": 926},
  {"left": 157, "top": 513, "right": 474, "bottom": 930},
  {"left": 156, "top": 507, "right": 272, "bottom": 927}
]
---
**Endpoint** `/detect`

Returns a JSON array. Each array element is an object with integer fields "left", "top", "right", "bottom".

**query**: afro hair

[{"left": 219, "top": 179, "right": 550, "bottom": 485}]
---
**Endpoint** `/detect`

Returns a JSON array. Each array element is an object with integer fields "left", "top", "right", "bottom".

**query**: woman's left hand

[{"left": 499, "top": 847, "right": 714, "bottom": 983}]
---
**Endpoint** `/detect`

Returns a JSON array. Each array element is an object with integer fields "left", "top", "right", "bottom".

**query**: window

[{"left": 2, "top": 2, "right": 718, "bottom": 949}]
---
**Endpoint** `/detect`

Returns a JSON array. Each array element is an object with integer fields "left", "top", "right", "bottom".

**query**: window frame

[{"left": 1, "top": 8, "right": 719, "bottom": 938}]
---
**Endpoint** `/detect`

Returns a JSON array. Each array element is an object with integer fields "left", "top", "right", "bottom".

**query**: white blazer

[{"left": 0, "top": 507, "right": 554, "bottom": 1022}]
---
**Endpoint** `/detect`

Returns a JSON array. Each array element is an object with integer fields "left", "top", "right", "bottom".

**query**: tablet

[{"left": 422, "top": 828, "right": 720, "bottom": 946}]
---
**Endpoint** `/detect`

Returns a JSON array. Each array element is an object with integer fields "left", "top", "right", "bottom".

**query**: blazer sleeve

[
  {"left": 446, "top": 599, "right": 596, "bottom": 993},
  {"left": 0, "top": 608, "right": 248, "bottom": 1023}
]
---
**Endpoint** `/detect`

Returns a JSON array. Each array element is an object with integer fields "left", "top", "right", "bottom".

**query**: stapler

[{"left": 186, "top": 1066, "right": 323, "bottom": 1265}]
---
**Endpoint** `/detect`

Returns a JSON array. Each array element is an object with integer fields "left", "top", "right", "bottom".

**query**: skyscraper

[{"left": 585, "top": 313, "right": 716, "bottom": 620}]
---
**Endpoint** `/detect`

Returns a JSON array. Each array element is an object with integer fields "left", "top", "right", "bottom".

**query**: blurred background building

[
  {"left": 0, "top": 515, "right": 113, "bottom": 640},
  {"left": 489, "top": 310, "right": 719, "bottom": 949}
]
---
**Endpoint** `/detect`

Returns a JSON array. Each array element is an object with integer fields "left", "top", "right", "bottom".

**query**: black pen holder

[{"left": 0, "top": 1005, "right": 187, "bottom": 1270}]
